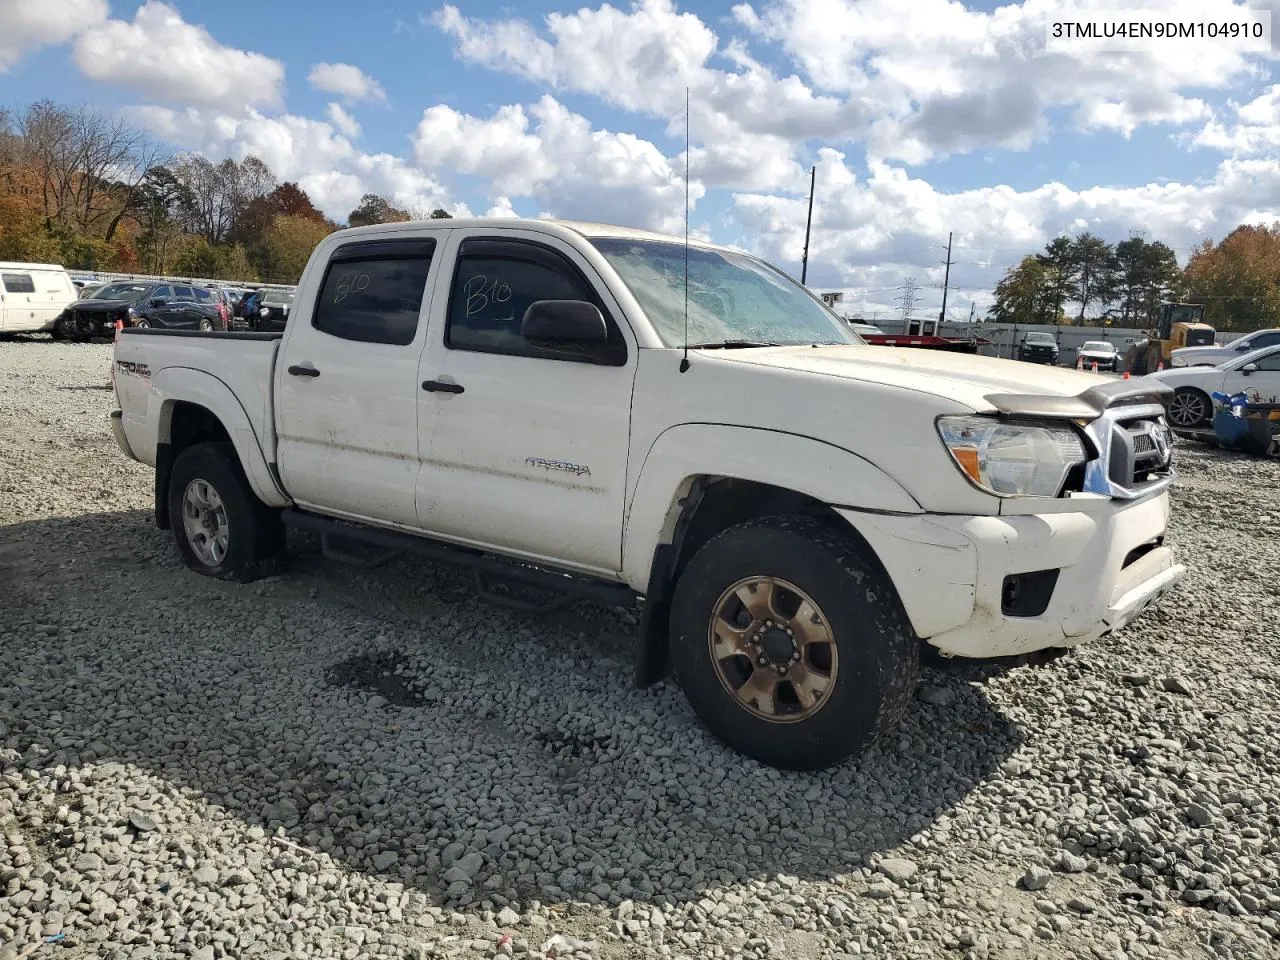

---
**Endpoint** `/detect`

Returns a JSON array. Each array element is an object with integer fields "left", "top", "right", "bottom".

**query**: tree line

[
  {"left": 0, "top": 99, "right": 451, "bottom": 285},
  {"left": 989, "top": 224, "right": 1280, "bottom": 332}
]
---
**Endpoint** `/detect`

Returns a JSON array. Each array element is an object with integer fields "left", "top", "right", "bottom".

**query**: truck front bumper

[{"left": 838, "top": 492, "right": 1185, "bottom": 660}]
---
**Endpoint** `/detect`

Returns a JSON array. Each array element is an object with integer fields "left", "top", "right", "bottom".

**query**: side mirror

[
  {"left": 521, "top": 300, "right": 608, "bottom": 344},
  {"left": 150, "top": 298, "right": 166, "bottom": 307},
  {"left": 1242, "top": 363, "right": 1258, "bottom": 375}
]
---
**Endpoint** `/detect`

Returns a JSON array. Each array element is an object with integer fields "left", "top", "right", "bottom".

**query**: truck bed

[{"left": 114, "top": 327, "right": 283, "bottom": 471}]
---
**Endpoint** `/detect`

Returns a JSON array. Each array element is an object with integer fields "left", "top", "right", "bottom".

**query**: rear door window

[{"left": 312, "top": 238, "right": 436, "bottom": 345}]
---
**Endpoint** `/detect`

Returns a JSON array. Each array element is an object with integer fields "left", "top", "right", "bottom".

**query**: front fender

[
  {"left": 149, "top": 367, "right": 290, "bottom": 508},
  {"left": 620, "top": 423, "right": 922, "bottom": 587}
]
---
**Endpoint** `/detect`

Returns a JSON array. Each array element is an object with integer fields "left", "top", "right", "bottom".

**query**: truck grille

[{"left": 1108, "top": 416, "right": 1174, "bottom": 489}]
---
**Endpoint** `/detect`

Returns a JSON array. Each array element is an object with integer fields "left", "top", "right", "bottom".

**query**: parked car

[
  {"left": 251, "top": 289, "right": 294, "bottom": 332},
  {"left": 1170, "top": 328, "right": 1280, "bottom": 368},
  {"left": 1076, "top": 340, "right": 1119, "bottom": 372},
  {"left": 109, "top": 217, "right": 1186, "bottom": 771},
  {"left": 56, "top": 280, "right": 226, "bottom": 341},
  {"left": 1147, "top": 343, "right": 1280, "bottom": 429},
  {"left": 1017, "top": 331, "right": 1060, "bottom": 364},
  {"left": 0, "top": 262, "right": 78, "bottom": 335},
  {"left": 847, "top": 322, "right": 885, "bottom": 337},
  {"left": 194, "top": 284, "right": 232, "bottom": 331},
  {"left": 220, "top": 287, "right": 253, "bottom": 326}
]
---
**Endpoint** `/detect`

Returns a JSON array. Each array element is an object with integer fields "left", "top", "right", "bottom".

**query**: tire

[
  {"left": 1169, "top": 387, "right": 1212, "bottom": 429},
  {"left": 134, "top": 318, "right": 151, "bottom": 329},
  {"left": 199, "top": 318, "right": 214, "bottom": 332},
  {"left": 668, "top": 515, "right": 919, "bottom": 770},
  {"left": 167, "top": 441, "right": 285, "bottom": 582}
]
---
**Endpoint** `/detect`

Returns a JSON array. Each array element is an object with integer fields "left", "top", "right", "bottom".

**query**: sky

[{"left": 2, "top": 0, "right": 1279, "bottom": 320}]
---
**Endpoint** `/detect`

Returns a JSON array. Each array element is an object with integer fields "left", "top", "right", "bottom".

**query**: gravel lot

[{"left": 2, "top": 338, "right": 1280, "bottom": 960}]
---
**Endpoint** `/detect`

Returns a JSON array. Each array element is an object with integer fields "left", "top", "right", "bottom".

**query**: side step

[{"left": 281, "top": 509, "right": 640, "bottom": 613}]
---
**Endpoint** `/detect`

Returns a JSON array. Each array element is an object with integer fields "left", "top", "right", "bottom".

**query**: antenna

[{"left": 680, "top": 87, "right": 691, "bottom": 373}]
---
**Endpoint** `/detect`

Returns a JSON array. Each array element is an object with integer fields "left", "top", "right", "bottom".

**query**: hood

[
  {"left": 72, "top": 299, "right": 134, "bottom": 313},
  {"left": 706, "top": 344, "right": 1122, "bottom": 415},
  {"left": 1147, "top": 366, "right": 1214, "bottom": 386},
  {"left": 1171, "top": 344, "right": 1225, "bottom": 358},
  {"left": 1077, "top": 347, "right": 1116, "bottom": 357}
]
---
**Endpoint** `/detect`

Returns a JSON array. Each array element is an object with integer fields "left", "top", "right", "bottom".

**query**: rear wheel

[
  {"left": 199, "top": 318, "right": 214, "bottom": 332},
  {"left": 168, "top": 442, "right": 284, "bottom": 582},
  {"left": 668, "top": 515, "right": 918, "bottom": 770},
  {"left": 1169, "top": 387, "right": 1211, "bottom": 429}
]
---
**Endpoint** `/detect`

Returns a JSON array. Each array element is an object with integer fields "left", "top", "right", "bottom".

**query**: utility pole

[
  {"left": 968, "top": 301, "right": 976, "bottom": 323},
  {"left": 801, "top": 165, "right": 815, "bottom": 286},
  {"left": 938, "top": 231, "right": 953, "bottom": 324}
]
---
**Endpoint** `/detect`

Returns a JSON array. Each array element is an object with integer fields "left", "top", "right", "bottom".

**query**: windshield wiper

[{"left": 687, "top": 339, "right": 785, "bottom": 349}]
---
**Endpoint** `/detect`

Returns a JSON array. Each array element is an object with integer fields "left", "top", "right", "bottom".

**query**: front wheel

[
  {"left": 168, "top": 441, "right": 285, "bottom": 582},
  {"left": 199, "top": 318, "right": 214, "bottom": 332},
  {"left": 668, "top": 515, "right": 919, "bottom": 770},
  {"left": 1169, "top": 387, "right": 1212, "bottom": 429},
  {"left": 134, "top": 318, "right": 151, "bottom": 329}
]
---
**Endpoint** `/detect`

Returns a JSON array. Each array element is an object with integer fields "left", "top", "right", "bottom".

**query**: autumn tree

[
  {"left": 1183, "top": 223, "right": 1280, "bottom": 331},
  {"left": 16, "top": 100, "right": 161, "bottom": 239},
  {"left": 259, "top": 214, "right": 334, "bottom": 283},
  {"left": 347, "top": 193, "right": 410, "bottom": 227}
]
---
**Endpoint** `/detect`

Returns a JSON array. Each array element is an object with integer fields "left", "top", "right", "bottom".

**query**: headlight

[
  {"left": 1171, "top": 357, "right": 1186, "bottom": 367},
  {"left": 937, "top": 416, "right": 1088, "bottom": 497}
]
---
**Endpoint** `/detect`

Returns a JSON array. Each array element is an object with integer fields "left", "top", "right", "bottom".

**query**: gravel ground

[{"left": 2, "top": 338, "right": 1280, "bottom": 960}]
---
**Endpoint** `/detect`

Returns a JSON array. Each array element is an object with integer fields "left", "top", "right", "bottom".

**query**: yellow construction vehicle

[{"left": 1124, "top": 302, "right": 1216, "bottom": 375}]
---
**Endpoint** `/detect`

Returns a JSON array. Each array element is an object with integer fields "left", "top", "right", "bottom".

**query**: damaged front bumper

[{"left": 838, "top": 489, "right": 1185, "bottom": 661}]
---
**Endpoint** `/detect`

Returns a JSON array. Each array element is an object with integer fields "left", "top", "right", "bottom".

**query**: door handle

[
  {"left": 422, "top": 380, "right": 464, "bottom": 394},
  {"left": 287, "top": 365, "right": 320, "bottom": 378}
]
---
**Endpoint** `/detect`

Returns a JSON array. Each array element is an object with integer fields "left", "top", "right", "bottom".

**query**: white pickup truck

[{"left": 110, "top": 218, "right": 1186, "bottom": 770}]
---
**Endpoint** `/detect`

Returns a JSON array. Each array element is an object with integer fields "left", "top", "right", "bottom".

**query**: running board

[
  {"left": 281, "top": 509, "right": 639, "bottom": 613},
  {"left": 320, "top": 532, "right": 400, "bottom": 569}
]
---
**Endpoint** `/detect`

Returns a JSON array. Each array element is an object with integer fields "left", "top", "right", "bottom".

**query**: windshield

[
  {"left": 90, "top": 283, "right": 150, "bottom": 301},
  {"left": 1082, "top": 341, "right": 1113, "bottom": 351},
  {"left": 588, "top": 237, "right": 862, "bottom": 347},
  {"left": 1026, "top": 332, "right": 1055, "bottom": 344}
]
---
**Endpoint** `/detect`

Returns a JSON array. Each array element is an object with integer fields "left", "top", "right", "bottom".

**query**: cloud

[
  {"left": 735, "top": 0, "right": 1272, "bottom": 163},
  {"left": 307, "top": 62, "right": 387, "bottom": 104},
  {"left": 432, "top": 0, "right": 1277, "bottom": 172},
  {"left": 412, "top": 95, "right": 702, "bottom": 234},
  {"left": 431, "top": 0, "right": 830, "bottom": 190},
  {"left": 484, "top": 197, "right": 520, "bottom": 218},
  {"left": 128, "top": 105, "right": 467, "bottom": 220},
  {"left": 730, "top": 148, "right": 1280, "bottom": 315},
  {"left": 73, "top": 1, "right": 283, "bottom": 110},
  {"left": 1189, "top": 85, "right": 1280, "bottom": 155},
  {"left": 0, "top": 0, "right": 107, "bottom": 72},
  {"left": 325, "top": 102, "right": 361, "bottom": 138}
]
